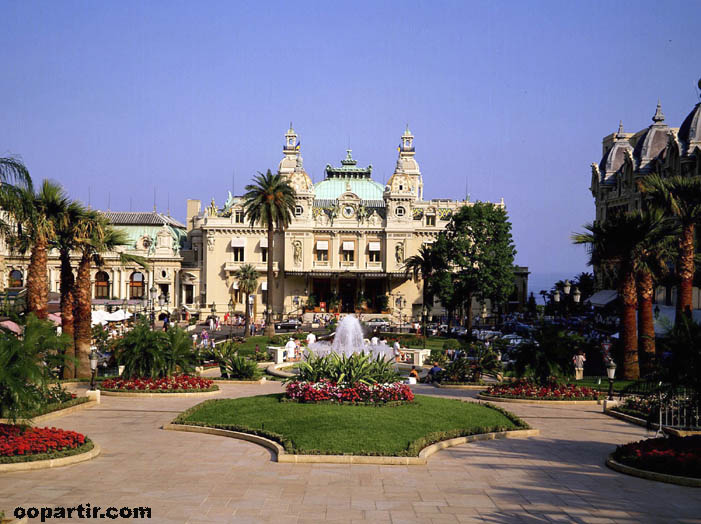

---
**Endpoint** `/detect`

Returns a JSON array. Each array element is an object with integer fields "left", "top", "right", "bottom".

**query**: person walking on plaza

[
  {"left": 573, "top": 350, "right": 586, "bottom": 381},
  {"left": 306, "top": 331, "right": 316, "bottom": 345}
]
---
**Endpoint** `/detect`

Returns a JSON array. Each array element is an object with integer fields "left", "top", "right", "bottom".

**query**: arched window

[
  {"left": 94, "top": 271, "right": 110, "bottom": 299},
  {"left": 129, "top": 272, "right": 144, "bottom": 299},
  {"left": 8, "top": 270, "right": 23, "bottom": 288}
]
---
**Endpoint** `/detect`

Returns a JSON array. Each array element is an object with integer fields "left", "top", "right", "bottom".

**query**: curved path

[{"left": 1, "top": 383, "right": 700, "bottom": 523}]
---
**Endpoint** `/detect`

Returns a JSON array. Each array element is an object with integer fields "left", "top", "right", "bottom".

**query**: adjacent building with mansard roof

[
  {"left": 183, "top": 126, "right": 528, "bottom": 322},
  {"left": 590, "top": 98, "right": 701, "bottom": 308}
]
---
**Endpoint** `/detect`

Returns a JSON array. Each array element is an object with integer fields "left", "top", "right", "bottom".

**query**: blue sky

[{"left": 2, "top": 0, "right": 700, "bottom": 286}]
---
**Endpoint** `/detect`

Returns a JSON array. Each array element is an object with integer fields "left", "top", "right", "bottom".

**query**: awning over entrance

[
  {"left": 259, "top": 238, "right": 268, "bottom": 248},
  {"left": 316, "top": 240, "right": 328, "bottom": 250},
  {"left": 261, "top": 282, "right": 268, "bottom": 291},
  {"left": 586, "top": 289, "right": 618, "bottom": 307},
  {"left": 231, "top": 238, "right": 246, "bottom": 248},
  {"left": 231, "top": 281, "right": 239, "bottom": 290},
  {"left": 342, "top": 241, "right": 354, "bottom": 251},
  {"left": 368, "top": 241, "right": 381, "bottom": 251}
]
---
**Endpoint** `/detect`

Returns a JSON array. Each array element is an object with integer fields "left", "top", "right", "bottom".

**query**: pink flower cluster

[
  {"left": 101, "top": 375, "right": 214, "bottom": 392},
  {"left": 0, "top": 424, "right": 86, "bottom": 456},
  {"left": 285, "top": 379, "right": 415, "bottom": 404},
  {"left": 486, "top": 379, "right": 600, "bottom": 400}
]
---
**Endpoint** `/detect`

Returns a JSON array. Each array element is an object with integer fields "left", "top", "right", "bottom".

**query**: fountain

[{"left": 308, "top": 315, "right": 394, "bottom": 360}]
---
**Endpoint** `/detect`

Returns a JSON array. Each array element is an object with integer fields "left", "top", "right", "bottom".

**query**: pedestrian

[
  {"left": 573, "top": 350, "right": 586, "bottom": 381},
  {"left": 428, "top": 362, "right": 443, "bottom": 383},
  {"left": 306, "top": 331, "right": 316, "bottom": 345}
]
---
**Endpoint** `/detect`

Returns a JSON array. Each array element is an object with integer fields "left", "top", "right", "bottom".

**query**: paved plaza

[{"left": 1, "top": 383, "right": 700, "bottom": 523}]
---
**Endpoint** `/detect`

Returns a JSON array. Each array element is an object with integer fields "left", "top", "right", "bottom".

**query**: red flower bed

[
  {"left": 101, "top": 375, "right": 216, "bottom": 392},
  {"left": 485, "top": 379, "right": 600, "bottom": 400},
  {"left": 614, "top": 435, "right": 701, "bottom": 479},
  {"left": 0, "top": 424, "right": 86, "bottom": 457},
  {"left": 285, "top": 380, "right": 414, "bottom": 404}
]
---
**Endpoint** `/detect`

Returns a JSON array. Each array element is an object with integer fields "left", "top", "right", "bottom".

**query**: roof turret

[{"left": 679, "top": 102, "right": 701, "bottom": 154}]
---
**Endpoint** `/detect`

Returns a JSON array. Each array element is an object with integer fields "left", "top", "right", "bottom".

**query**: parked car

[
  {"left": 364, "top": 318, "right": 390, "bottom": 331},
  {"left": 275, "top": 319, "right": 302, "bottom": 331}
]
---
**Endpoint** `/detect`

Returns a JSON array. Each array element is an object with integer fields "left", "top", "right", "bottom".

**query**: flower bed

[
  {"left": 613, "top": 435, "right": 701, "bottom": 479},
  {"left": 0, "top": 424, "right": 93, "bottom": 463},
  {"left": 101, "top": 375, "right": 217, "bottom": 393},
  {"left": 285, "top": 380, "right": 414, "bottom": 404},
  {"left": 484, "top": 379, "right": 600, "bottom": 400}
]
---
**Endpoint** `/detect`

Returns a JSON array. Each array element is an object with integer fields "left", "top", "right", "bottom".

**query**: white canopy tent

[{"left": 586, "top": 290, "right": 618, "bottom": 307}]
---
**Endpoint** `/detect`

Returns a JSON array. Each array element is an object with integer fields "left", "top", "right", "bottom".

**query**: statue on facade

[
  {"left": 395, "top": 242, "right": 404, "bottom": 264},
  {"left": 293, "top": 241, "right": 303, "bottom": 265},
  {"left": 207, "top": 236, "right": 215, "bottom": 251},
  {"left": 208, "top": 198, "right": 218, "bottom": 217}
]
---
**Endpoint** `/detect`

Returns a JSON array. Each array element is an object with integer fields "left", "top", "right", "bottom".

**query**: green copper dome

[{"left": 314, "top": 178, "right": 385, "bottom": 201}]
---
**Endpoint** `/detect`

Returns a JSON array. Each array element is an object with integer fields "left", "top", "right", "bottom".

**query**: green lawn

[
  {"left": 175, "top": 394, "right": 524, "bottom": 456},
  {"left": 575, "top": 377, "right": 636, "bottom": 393}
]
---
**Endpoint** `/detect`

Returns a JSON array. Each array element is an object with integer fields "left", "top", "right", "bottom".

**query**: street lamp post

[
  {"left": 480, "top": 303, "right": 488, "bottom": 328},
  {"left": 228, "top": 298, "right": 234, "bottom": 340},
  {"left": 89, "top": 348, "right": 98, "bottom": 391},
  {"left": 606, "top": 359, "right": 617, "bottom": 401},
  {"left": 149, "top": 285, "right": 158, "bottom": 329}
]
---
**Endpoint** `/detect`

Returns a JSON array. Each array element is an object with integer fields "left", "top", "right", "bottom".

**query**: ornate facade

[
  {"left": 590, "top": 99, "right": 701, "bottom": 308},
  {"left": 183, "top": 126, "right": 526, "bottom": 322}
]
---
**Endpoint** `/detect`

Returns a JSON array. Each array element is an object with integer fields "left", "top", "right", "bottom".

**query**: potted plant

[
  {"left": 376, "top": 295, "right": 389, "bottom": 314},
  {"left": 305, "top": 294, "right": 317, "bottom": 312}
]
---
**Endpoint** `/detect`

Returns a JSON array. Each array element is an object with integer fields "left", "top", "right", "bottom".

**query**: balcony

[
  {"left": 224, "top": 261, "right": 278, "bottom": 273},
  {"left": 313, "top": 260, "right": 330, "bottom": 268}
]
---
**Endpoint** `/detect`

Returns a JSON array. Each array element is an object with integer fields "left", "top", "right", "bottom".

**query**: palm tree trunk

[
  {"left": 27, "top": 238, "right": 49, "bottom": 319},
  {"left": 264, "top": 223, "right": 275, "bottom": 337},
  {"left": 243, "top": 292, "right": 250, "bottom": 339},
  {"left": 637, "top": 270, "right": 655, "bottom": 375},
  {"left": 74, "top": 252, "right": 93, "bottom": 378},
  {"left": 677, "top": 223, "right": 695, "bottom": 322},
  {"left": 620, "top": 269, "right": 639, "bottom": 380},
  {"left": 60, "top": 249, "right": 76, "bottom": 378}
]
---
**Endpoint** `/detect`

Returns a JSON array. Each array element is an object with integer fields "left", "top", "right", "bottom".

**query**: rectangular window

[
  {"left": 233, "top": 247, "right": 244, "bottom": 262},
  {"left": 316, "top": 249, "right": 328, "bottom": 261},
  {"left": 426, "top": 215, "right": 436, "bottom": 226},
  {"left": 369, "top": 251, "right": 380, "bottom": 262},
  {"left": 233, "top": 289, "right": 242, "bottom": 303},
  {"left": 185, "top": 285, "right": 194, "bottom": 304},
  {"left": 261, "top": 247, "right": 268, "bottom": 262},
  {"left": 343, "top": 250, "right": 354, "bottom": 262},
  {"left": 234, "top": 210, "right": 244, "bottom": 223}
]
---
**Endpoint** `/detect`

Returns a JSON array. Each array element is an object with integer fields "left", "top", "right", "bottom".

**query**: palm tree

[
  {"left": 234, "top": 264, "right": 258, "bottom": 339},
  {"left": 641, "top": 174, "right": 701, "bottom": 322},
  {"left": 5, "top": 180, "right": 68, "bottom": 319},
  {"left": 573, "top": 212, "right": 667, "bottom": 380},
  {"left": 73, "top": 212, "right": 148, "bottom": 377},
  {"left": 53, "top": 201, "right": 87, "bottom": 378},
  {"left": 242, "top": 170, "right": 296, "bottom": 337},
  {"left": 403, "top": 244, "right": 436, "bottom": 338}
]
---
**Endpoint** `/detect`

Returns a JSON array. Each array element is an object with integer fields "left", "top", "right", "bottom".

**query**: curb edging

[
  {"left": 162, "top": 423, "right": 539, "bottom": 465},
  {"left": 101, "top": 389, "right": 221, "bottom": 398},
  {"left": 477, "top": 394, "right": 602, "bottom": 405},
  {"left": 605, "top": 454, "right": 701, "bottom": 487},
  {"left": 0, "top": 400, "right": 97, "bottom": 425},
  {"left": 0, "top": 444, "right": 101, "bottom": 473},
  {"left": 435, "top": 384, "right": 488, "bottom": 390}
]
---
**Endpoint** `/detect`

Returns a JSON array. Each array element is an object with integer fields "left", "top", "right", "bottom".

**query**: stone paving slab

[{"left": 0, "top": 383, "right": 700, "bottom": 523}]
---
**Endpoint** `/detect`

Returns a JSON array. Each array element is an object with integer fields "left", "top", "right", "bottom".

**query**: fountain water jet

[{"left": 308, "top": 315, "right": 394, "bottom": 360}]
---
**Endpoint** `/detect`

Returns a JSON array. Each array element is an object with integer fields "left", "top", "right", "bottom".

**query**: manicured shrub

[
  {"left": 295, "top": 353, "right": 400, "bottom": 384},
  {"left": 285, "top": 380, "right": 414, "bottom": 404}
]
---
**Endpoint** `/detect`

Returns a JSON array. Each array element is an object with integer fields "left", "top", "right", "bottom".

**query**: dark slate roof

[{"left": 100, "top": 211, "right": 186, "bottom": 229}]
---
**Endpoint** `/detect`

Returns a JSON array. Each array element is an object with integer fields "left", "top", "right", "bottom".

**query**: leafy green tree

[
  {"left": 242, "top": 170, "right": 296, "bottom": 336},
  {"left": 0, "top": 315, "right": 69, "bottom": 422},
  {"left": 433, "top": 202, "right": 516, "bottom": 334},
  {"left": 641, "top": 174, "right": 701, "bottom": 322},
  {"left": 403, "top": 244, "right": 437, "bottom": 338},
  {"left": 163, "top": 326, "right": 197, "bottom": 376},
  {"left": 234, "top": 263, "right": 259, "bottom": 339}
]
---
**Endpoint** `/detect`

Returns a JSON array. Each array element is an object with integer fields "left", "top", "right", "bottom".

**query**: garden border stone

[
  {"left": 266, "top": 363, "right": 295, "bottom": 379},
  {"left": 0, "top": 400, "right": 97, "bottom": 425},
  {"left": 604, "top": 408, "right": 701, "bottom": 436},
  {"left": 211, "top": 378, "right": 266, "bottom": 385},
  {"left": 101, "top": 389, "right": 220, "bottom": 398},
  {"left": 605, "top": 454, "right": 701, "bottom": 487},
  {"left": 477, "top": 394, "right": 601, "bottom": 405},
  {"left": 163, "top": 423, "right": 538, "bottom": 464},
  {"left": 0, "top": 444, "right": 101, "bottom": 473},
  {"left": 435, "top": 383, "right": 488, "bottom": 390}
]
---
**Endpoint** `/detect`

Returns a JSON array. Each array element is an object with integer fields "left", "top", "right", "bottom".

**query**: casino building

[{"left": 182, "top": 126, "right": 529, "bottom": 322}]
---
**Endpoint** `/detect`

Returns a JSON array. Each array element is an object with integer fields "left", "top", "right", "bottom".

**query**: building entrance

[{"left": 340, "top": 278, "right": 357, "bottom": 313}]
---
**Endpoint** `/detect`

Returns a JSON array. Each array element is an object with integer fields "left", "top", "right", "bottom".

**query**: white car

[{"left": 364, "top": 318, "right": 390, "bottom": 331}]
